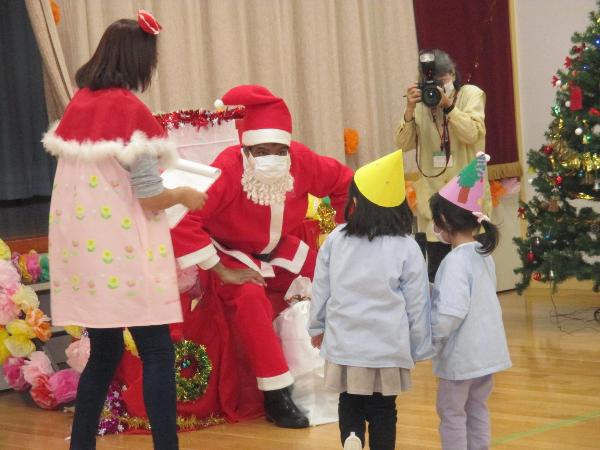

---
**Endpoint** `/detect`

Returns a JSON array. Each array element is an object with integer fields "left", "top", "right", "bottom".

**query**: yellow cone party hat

[{"left": 354, "top": 150, "right": 406, "bottom": 207}]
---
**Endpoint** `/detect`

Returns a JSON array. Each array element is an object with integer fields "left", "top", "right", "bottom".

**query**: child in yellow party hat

[
  {"left": 428, "top": 152, "right": 511, "bottom": 450},
  {"left": 308, "top": 150, "right": 432, "bottom": 450}
]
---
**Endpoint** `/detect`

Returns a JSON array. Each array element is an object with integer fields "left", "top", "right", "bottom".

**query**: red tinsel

[
  {"left": 154, "top": 107, "right": 245, "bottom": 131},
  {"left": 569, "top": 85, "right": 583, "bottom": 111},
  {"left": 589, "top": 107, "right": 600, "bottom": 117}
]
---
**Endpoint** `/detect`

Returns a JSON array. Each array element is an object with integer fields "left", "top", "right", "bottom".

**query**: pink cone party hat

[{"left": 438, "top": 152, "right": 490, "bottom": 212}]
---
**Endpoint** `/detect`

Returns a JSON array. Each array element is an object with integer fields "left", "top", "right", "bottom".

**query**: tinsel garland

[
  {"left": 174, "top": 340, "right": 212, "bottom": 402},
  {"left": 154, "top": 107, "right": 245, "bottom": 131},
  {"left": 97, "top": 382, "right": 224, "bottom": 435},
  {"left": 121, "top": 413, "right": 225, "bottom": 432},
  {"left": 316, "top": 199, "right": 336, "bottom": 234}
]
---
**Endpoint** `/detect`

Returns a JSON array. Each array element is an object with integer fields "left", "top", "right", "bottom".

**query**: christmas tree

[{"left": 514, "top": 3, "right": 600, "bottom": 292}]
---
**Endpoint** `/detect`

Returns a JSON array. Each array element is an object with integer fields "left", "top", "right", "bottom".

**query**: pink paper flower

[
  {"left": 65, "top": 336, "right": 90, "bottom": 373},
  {"left": 48, "top": 369, "right": 80, "bottom": 404},
  {"left": 0, "top": 260, "right": 20, "bottom": 295},
  {"left": 0, "top": 291, "right": 20, "bottom": 325},
  {"left": 2, "top": 356, "right": 29, "bottom": 391},
  {"left": 22, "top": 351, "right": 54, "bottom": 385},
  {"left": 30, "top": 373, "right": 58, "bottom": 409}
]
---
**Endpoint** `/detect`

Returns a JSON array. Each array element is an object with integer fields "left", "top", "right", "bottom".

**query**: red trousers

[{"left": 214, "top": 248, "right": 316, "bottom": 390}]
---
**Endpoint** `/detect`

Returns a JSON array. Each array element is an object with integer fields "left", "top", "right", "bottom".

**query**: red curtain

[{"left": 412, "top": 0, "right": 521, "bottom": 179}]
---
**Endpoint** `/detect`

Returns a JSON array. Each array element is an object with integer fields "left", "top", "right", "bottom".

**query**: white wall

[{"left": 513, "top": 0, "right": 597, "bottom": 200}]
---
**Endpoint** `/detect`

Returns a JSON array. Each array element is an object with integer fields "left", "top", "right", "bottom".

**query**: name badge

[{"left": 433, "top": 151, "right": 453, "bottom": 168}]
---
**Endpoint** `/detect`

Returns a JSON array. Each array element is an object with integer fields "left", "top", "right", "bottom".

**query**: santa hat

[
  {"left": 216, "top": 85, "right": 292, "bottom": 146},
  {"left": 438, "top": 152, "right": 490, "bottom": 212},
  {"left": 354, "top": 150, "right": 406, "bottom": 208}
]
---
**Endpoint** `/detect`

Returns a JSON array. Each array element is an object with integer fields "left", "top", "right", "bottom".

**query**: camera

[{"left": 418, "top": 52, "right": 442, "bottom": 107}]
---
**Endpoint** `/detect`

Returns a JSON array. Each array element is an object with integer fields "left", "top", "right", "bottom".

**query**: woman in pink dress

[{"left": 42, "top": 11, "right": 205, "bottom": 450}]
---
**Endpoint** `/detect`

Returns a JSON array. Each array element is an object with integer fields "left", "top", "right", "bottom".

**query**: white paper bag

[{"left": 273, "top": 300, "right": 338, "bottom": 426}]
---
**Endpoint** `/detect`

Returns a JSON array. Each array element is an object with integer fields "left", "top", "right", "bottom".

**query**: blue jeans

[{"left": 69, "top": 325, "right": 178, "bottom": 450}]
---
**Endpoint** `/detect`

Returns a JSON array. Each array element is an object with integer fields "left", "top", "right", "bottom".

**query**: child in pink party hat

[{"left": 428, "top": 152, "right": 511, "bottom": 450}]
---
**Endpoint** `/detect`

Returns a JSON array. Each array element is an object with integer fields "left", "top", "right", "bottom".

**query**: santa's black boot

[{"left": 263, "top": 387, "right": 309, "bottom": 428}]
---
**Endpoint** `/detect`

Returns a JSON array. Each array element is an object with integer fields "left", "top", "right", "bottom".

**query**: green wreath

[{"left": 174, "top": 340, "right": 212, "bottom": 402}]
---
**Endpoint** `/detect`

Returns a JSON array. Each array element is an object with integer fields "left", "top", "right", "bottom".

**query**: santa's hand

[
  {"left": 212, "top": 263, "right": 266, "bottom": 286},
  {"left": 311, "top": 334, "right": 324, "bottom": 349}
]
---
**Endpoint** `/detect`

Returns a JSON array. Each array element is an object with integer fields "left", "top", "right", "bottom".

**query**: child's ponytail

[{"left": 476, "top": 220, "right": 499, "bottom": 256}]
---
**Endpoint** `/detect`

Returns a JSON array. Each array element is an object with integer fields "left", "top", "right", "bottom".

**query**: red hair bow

[{"left": 137, "top": 10, "right": 162, "bottom": 35}]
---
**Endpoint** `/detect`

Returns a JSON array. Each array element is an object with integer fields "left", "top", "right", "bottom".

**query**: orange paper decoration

[
  {"left": 344, "top": 128, "right": 359, "bottom": 155},
  {"left": 50, "top": 0, "right": 61, "bottom": 24}
]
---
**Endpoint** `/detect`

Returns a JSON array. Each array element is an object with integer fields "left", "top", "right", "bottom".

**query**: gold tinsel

[
  {"left": 316, "top": 201, "right": 336, "bottom": 234},
  {"left": 121, "top": 414, "right": 225, "bottom": 431}
]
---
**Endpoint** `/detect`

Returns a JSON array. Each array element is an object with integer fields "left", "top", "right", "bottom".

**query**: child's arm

[
  {"left": 431, "top": 261, "right": 471, "bottom": 353},
  {"left": 400, "top": 243, "right": 434, "bottom": 361},
  {"left": 307, "top": 233, "right": 334, "bottom": 338},
  {"left": 139, "top": 186, "right": 206, "bottom": 212},
  {"left": 128, "top": 153, "right": 206, "bottom": 213}
]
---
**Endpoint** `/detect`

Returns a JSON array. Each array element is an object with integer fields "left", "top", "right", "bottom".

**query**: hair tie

[
  {"left": 137, "top": 10, "right": 162, "bottom": 35},
  {"left": 472, "top": 211, "right": 491, "bottom": 224}
]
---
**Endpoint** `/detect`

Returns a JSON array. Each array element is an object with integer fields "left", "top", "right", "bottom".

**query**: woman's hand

[
  {"left": 404, "top": 83, "right": 421, "bottom": 121},
  {"left": 311, "top": 334, "right": 324, "bottom": 349},
  {"left": 211, "top": 263, "right": 266, "bottom": 286}
]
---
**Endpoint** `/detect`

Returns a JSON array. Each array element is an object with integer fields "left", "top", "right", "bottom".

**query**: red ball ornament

[
  {"left": 554, "top": 175, "right": 564, "bottom": 186},
  {"left": 543, "top": 145, "right": 553, "bottom": 155},
  {"left": 589, "top": 107, "right": 600, "bottom": 117},
  {"left": 532, "top": 272, "right": 542, "bottom": 281},
  {"left": 527, "top": 251, "right": 536, "bottom": 263}
]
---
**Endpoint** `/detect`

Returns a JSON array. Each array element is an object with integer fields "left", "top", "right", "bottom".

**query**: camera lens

[{"left": 422, "top": 84, "right": 441, "bottom": 107}]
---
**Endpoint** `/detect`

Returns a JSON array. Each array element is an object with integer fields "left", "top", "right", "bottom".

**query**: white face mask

[
  {"left": 246, "top": 154, "right": 291, "bottom": 183},
  {"left": 241, "top": 151, "right": 294, "bottom": 205},
  {"left": 432, "top": 224, "right": 451, "bottom": 245}
]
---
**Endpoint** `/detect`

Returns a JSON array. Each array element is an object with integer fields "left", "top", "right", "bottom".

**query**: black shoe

[{"left": 263, "top": 387, "right": 309, "bottom": 429}]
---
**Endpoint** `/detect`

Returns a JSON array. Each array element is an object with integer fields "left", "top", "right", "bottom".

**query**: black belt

[{"left": 252, "top": 253, "right": 272, "bottom": 262}]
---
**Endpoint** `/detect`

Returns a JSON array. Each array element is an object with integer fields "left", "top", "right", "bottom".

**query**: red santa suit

[{"left": 171, "top": 85, "right": 353, "bottom": 391}]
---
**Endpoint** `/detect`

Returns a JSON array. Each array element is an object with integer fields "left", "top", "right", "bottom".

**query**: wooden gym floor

[{"left": 1, "top": 289, "right": 599, "bottom": 450}]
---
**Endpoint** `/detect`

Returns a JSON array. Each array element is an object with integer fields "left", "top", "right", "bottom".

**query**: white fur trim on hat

[
  {"left": 242, "top": 128, "right": 291, "bottom": 146},
  {"left": 42, "top": 122, "right": 178, "bottom": 168}
]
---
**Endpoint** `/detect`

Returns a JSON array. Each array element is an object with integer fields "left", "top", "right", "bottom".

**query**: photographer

[{"left": 395, "top": 49, "right": 490, "bottom": 281}]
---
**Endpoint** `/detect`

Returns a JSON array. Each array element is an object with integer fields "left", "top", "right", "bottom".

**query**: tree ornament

[
  {"left": 565, "top": 100, "right": 571, "bottom": 108},
  {"left": 532, "top": 272, "right": 542, "bottom": 281},
  {"left": 583, "top": 134, "right": 591, "bottom": 144},
  {"left": 590, "top": 108, "right": 600, "bottom": 117},
  {"left": 575, "top": 127, "right": 583, "bottom": 135},
  {"left": 554, "top": 175, "right": 564, "bottom": 186},
  {"left": 549, "top": 270, "right": 555, "bottom": 279},
  {"left": 564, "top": 56, "right": 572, "bottom": 68},
  {"left": 543, "top": 145, "right": 553, "bottom": 155},
  {"left": 527, "top": 251, "right": 536, "bottom": 263},
  {"left": 570, "top": 85, "right": 583, "bottom": 110},
  {"left": 517, "top": 207, "right": 526, "bottom": 219}
]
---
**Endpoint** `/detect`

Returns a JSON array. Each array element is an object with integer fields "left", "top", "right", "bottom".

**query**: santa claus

[{"left": 171, "top": 84, "right": 353, "bottom": 428}]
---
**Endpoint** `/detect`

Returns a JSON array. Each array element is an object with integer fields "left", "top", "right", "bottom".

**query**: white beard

[{"left": 241, "top": 155, "right": 294, "bottom": 206}]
